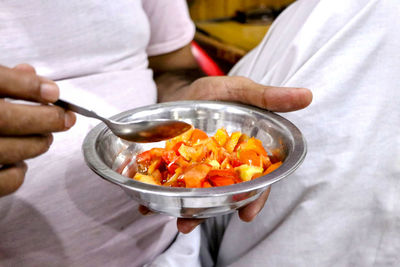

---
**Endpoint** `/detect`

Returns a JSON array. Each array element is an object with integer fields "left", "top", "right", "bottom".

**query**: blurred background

[{"left": 187, "top": 0, "right": 295, "bottom": 74}]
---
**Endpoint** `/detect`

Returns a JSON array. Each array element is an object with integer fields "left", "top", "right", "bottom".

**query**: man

[{"left": 188, "top": 0, "right": 399, "bottom": 266}]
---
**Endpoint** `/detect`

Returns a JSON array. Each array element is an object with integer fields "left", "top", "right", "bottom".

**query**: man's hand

[
  {"left": 158, "top": 74, "right": 312, "bottom": 112},
  {"left": 147, "top": 44, "right": 312, "bottom": 233},
  {"left": 175, "top": 187, "right": 272, "bottom": 233},
  {"left": 0, "top": 64, "right": 76, "bottom": 197}
]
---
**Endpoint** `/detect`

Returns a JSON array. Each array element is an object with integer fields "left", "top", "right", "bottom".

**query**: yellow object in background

[
  {"left": 196, "top": 21, "right": 270, "bottom": 51},
  {"left": 189, "top": 0, "right": 295, "bottom": 21},
  {"left": 188, "top": 0, "right": 295, "bottom": 70}
]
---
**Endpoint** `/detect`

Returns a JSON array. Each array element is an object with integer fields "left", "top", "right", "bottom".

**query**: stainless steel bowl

[{"left": 82, "top": 101, "right": 306, "bottom": 218}]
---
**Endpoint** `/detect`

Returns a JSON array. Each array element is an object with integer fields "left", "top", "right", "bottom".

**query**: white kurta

[
  {"left": 152, "top": 0, "right": 400, "bottom": 266},
  {"left": 219, "top": 0, "right": 400, "bottom": 266},
  {"left": 0, "top": 1, "right": 195, "bottom": 266}
]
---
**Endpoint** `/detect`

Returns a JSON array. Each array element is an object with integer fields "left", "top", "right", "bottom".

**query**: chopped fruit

[
  {"left": 238, "top": 137, "right": 268, "bottom": 156},
  {"left": 178, "top": 144, "right": 198, "bottom": 161},
  {"left": 209, "top": 176, "right": 236, "bottom": 187},
  {"left": 148, "top": 159, "right": 161, "bottom": 174},
  {"left": 136, "top": 150, "right": 152, "bottom": 164},
  {"left": 171, "top": 141, "right": 184, "bottom": 155},
  {"left": 180, "top": 163, "right": 211, "bottom": 188},
  {"left": 225, "top": 132, "right": 242, "bottom": 153},
  {"left": 190, "top": 129, "right": 209, "bottom": 144},
  {"left": 263, "top": 162, "right": 282, "bottom": 175},
  {"left": 202, "top": 181, "right": 213, "bottom": 188},
  {"left": 235, "top": 133, "right": 250, "bottom": 151},
  {"left": 207, "top": 169, "right": 239, "bottom": 186},
  {"left": 165, "top": 127, "right": 194, "bottom": 150},
  {"left": 214, "top": 128, "right": 229, "bottom": 146},
  {"left": 238, "top": 149, "right": 262, "bottom": 167},
  {"left": 133, "top": 173, "right": 160, "bottom": 185},
  {"left": 220, "top": 157, "right": 232, "bottom": 169},
  {"left": 163, "top": 168, "right": 183, "bottom": 186},
  {"left": 207, "top": 159, "right": 221, "bottom": 169},
  {"left": 122, "top": 127, "right": 282, "bottom": 188},
  {"left": 234, "top": 164, "right": 264, "bottom": 182}
]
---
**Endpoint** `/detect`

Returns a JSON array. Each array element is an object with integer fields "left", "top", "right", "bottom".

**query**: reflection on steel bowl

[{"left": 82, "top": 101, "right": 306, "bottom": 218}]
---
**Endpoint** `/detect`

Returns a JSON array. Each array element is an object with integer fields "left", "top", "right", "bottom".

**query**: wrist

[{"left": 155, "top": 68, "right": 205, "bottom": 103}]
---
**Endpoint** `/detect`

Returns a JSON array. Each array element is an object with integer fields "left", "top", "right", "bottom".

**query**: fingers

[
  {"left": 139, "top": 188, "right": 270, "bottom": 232},
  {"left": 0, "top": 162, "right": 27, "bottom": 197},
  {"left": 0, "top": 101, "right": 75, "bottom": 135},
  {"left": 238, "top": 186, "right": 271, "bottom": 222},
  {"left": 192, "top": 76, "right": 313, "bottom": 112},
  {"left": 177, "top": 218, "right": 205, "bottom": 234},
  {"left": 0, "top": 64, "right": 76, "bottom": 198},
  {"left": 138, "top": 205, "right": 154, "bottom": 215},
  {"left": 139, "top": 205, "right": 204, "bottom": 234},
  {"left": 223, "top": 76, "right": 312, "bottom": 112},
  {"left": 140, "top": 187, "right": 269, "bottom": 232},
  {"left": 0, "top": 64, "right": 59, "bottom": 103},
  {"left": 0, "top": 135, "right": 53, "bottom": 165},
  {"left": 13, "top": 63, "right": 36, "bottom": 73}
]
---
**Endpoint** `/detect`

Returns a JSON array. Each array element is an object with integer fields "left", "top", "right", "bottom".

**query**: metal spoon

[{"left": 54, "top": 99, "right": 191, "bottom": 143}]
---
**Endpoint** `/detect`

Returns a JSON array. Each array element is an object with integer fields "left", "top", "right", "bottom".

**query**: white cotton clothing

[
  {"left": 197, "top": 0, "right": 399, "bottom": 266},
  {"left": 145, "top": 228, "right": 202, "bottom": 267},
  {"left": 0, "top": 1, "right": 195, "bottom": 266}
]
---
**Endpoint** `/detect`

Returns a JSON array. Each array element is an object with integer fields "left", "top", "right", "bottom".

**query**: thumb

[{"left": 194, "top": 76, "right": 313, "bottom": 112}]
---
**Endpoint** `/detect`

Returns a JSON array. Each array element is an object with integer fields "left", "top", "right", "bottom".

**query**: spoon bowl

[
  {"left": 54, "top": 99, "right": 191, "bottom": 143},
  {"left": 106, "top": 119, "right": 192, "bottom": 143}
]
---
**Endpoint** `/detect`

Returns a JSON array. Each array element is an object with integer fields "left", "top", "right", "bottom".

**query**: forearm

[
  {"left": 148, "top": 44, "right": 210, "bottom": 102},
  {"left": 150, "top": 44, "right": 312, "bottom": 111}
]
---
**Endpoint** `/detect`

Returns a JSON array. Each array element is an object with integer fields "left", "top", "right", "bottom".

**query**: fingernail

[
  {"left": 64, "top": 111, "right": 76, "bottom": 129},
  {"left": 40, "top": 83, "right": 59, "bottom": 102}
]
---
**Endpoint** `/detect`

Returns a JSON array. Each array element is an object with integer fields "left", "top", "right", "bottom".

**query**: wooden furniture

[{"left": 188, "top": 0, "right": 295, "bottom": 71}]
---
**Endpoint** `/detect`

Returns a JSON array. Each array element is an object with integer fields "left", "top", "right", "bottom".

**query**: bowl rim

[{"left": 82, "top": 100, "right": 306, "bottom": 197}]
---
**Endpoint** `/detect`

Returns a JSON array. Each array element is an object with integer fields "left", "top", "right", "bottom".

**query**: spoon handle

[{"left": 54, "top": 99, "right": 107, "bottom": 123}]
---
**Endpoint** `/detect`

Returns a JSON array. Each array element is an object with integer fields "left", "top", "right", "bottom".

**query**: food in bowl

[
  {"left": 120, "top": 127, "right": 282, "bottom": 188},
  {"left": 83, "top": 101, "right": 307, "bottom": 218}
]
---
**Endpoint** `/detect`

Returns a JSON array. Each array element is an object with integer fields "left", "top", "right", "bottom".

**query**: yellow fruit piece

[
  {"left": 207, "top": 159, "right": 220, "bottom": 169},
  {"left": 237, "top": 133, "right": 250, "bottom": 144},
  {"left": 147, "top": 159, "right": 161, "bottom": 174},
  {"left": 164, "top": 168, "right": 183, "bottom": 186},
  {"left": 214, "top": 128, "right": 229, "bottom": 146},
  {"left": 176, "top": 126, "right": 194, "bottom": 141},
  {"left": 133, "top": 173, "right": 160, "bottom": 185},
  {"left": 165, "top": 127, "right": 194, "bottom": 150},
  {"left": 205, "top": 138, "right": 219, "bottom": 157},
  {"left": 178, "top": 144, "right": 198, "bottom": 161},
  {"left": 234, "top": 164, "right": 263, "bottom": 182},
  {"left": 220, "top": 157, "right": 232, "bottom": 169},
  {"left": 225, "top": 132, "right": 242, "bottom": 153}
]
